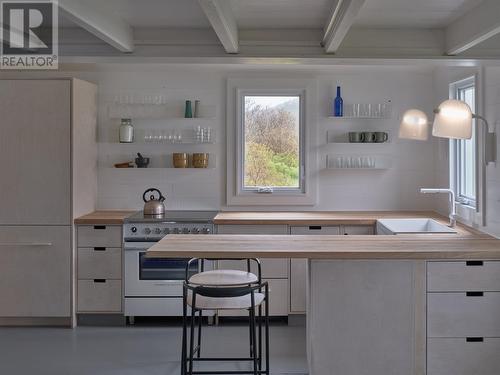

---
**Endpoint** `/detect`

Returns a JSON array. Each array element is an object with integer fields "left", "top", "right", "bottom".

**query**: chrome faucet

[{"left": 420, "top": 188, "right": 457, "bottom": 227}]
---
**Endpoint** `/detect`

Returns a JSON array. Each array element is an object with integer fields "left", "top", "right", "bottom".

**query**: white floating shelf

[
  {"left": 100, "top": 153, "right": 216, "bottom": 170},
  {"left": 108, "top": 103, "right": 216, "bottom": 120},
  {"left": 104, "top": 128, "right": 216, "bottom": 145},
  {"left": 326, "top": 154, "right": 392, "bottom": 170},
  {"left": 327, "top": 116, "right": 391, "bottom": 120}
]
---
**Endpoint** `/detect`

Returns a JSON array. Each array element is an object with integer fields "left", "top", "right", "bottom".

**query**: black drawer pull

[
  {"left": 93, "top": 225, "right": 106, "bottom": 230},
  {"left": 466, "top": 337, "right": 484, "bottom": 342},
  {"left": 309, "top": 226, "right": 322, "bottom": 230},
  {"left": 93, "top": 247, "right": 106, "bottom": 251},
  {"left": 466, "top": 291, "right": 484, "bottom": 297},
  {"left": 466, "top": 261, "right": 483, "bottom": 266},
  {"left": 93, "top": 279, "right": 106, "bottom": 283}
]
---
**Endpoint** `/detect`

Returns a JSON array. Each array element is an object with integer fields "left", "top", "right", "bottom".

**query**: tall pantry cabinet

[{"left": 0, "top": 79, "right": 97, "bottom": 326}]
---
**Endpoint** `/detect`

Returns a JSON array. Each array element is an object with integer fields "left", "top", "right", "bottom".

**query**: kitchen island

[{"left": 147, "top": 223, "right": 500, "bottom": 375}]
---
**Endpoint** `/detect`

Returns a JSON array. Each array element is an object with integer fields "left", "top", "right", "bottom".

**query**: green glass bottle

[{"left": 185, "top": 100, "right": 193, "bottom": 118}]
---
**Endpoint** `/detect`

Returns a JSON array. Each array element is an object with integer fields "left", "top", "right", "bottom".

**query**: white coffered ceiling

[
  {"left": 353, "top": 0, "right": 484, "bottom": 28},
  {"left": 230, "top": 0, "right": 332, "bottom": 28},
  {"left": 53, "top": 0, "right": 500, "bottom": 61}
]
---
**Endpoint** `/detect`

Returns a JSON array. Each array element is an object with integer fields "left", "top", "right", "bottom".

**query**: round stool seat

[
  {"left": 187, "top": 290, "right": 265, "bottom": 310},
  {"left": 189, "top": 269, "right": 258, "bottom": 286}
]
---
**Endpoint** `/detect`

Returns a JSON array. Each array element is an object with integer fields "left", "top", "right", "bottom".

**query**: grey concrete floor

[{"left": 0, "top": 322, "right": 307, "bottom": 375}]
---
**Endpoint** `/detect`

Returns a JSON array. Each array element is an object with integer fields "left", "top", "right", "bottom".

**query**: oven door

[{"left": 124, "top": 242, "right": 199, "bottom": 297}]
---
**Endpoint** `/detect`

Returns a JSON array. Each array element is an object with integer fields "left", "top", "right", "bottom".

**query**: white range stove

[{"left": 123, "top": 211, "right": 217, "bottom": 320}]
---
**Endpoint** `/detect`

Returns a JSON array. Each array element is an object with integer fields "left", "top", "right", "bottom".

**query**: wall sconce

[{"left": 399, "top": 100, "right": 497, "bottom": 164}]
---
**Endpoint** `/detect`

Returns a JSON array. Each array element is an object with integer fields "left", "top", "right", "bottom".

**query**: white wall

[
  {"left": 483, "top": 67, "right": 500, "bottom": 237},
  {"left": 0, "top": 64, "right": 439, "bottom": 212}
]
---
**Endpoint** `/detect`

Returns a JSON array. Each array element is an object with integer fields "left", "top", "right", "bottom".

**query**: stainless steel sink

[{"left": 376, "top": 218, "right": 457, "bottom": 234}]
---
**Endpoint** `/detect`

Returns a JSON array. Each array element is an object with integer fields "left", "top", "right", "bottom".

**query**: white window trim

[
  {"left": 226, "top": 78, "right": 318, "bottom": 206},
  {"left": 448, "top": 72, "right": 486, "bottom": 227},
  {"left": 450, "top": 76, "right": 477, "bottom": 208}
]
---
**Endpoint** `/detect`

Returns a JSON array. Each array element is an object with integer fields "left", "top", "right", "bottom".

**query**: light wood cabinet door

[
  {"left": 309, "top": 260, "right": 426, "bottom": 375},
  {"left": 290, "top": 226, "right": 340, "bottom": 235},
  {"left": 0, "top": 226, "right": 71, "bottom": 317},
  {"left": 428, "top": 261, "right": 500, "bottom": 292},
  {"left": 78, "top": 247, "right": 122, "bottom": 280},
  {"left": 428, "top": 338, "right": 500, "bottom": 375},
  {"left": 289, "top": 259, "right": 307, "bottom": 313},
  {"left": 77, "top": 280, "right": 122, "bottom": 313},
  {"left": 342, "top": 225, "right": 374, "bottom": 235},
  {"left": 428, "top": 292, "right": 500, "bottom": 337},
  {"left": 77, "top": 225, "right": 122, "bottom": 248},
  {"left": 0, "top": 80, "right": 71, "bottom": 225}
]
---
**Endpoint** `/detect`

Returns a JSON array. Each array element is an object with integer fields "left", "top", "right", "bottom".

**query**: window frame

[
  {"left": 226, "top": 78, "right": 317, "bottom": 206},
  {"left": 449, "top": 76, "right": 477, "bottom": 209},
  {"left": 237, "top": 89, "right": 306, "bottom": 195}
]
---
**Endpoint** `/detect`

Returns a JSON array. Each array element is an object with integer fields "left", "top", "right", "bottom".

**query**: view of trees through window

[{"left": 243, "top": 95, "right": 301, "bottom": 188}]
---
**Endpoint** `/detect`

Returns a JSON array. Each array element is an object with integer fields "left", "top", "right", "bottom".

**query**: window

[
  {"left": 450, "top": 77, "right": 476, "bottom": 207},
  {"left": 242, "top": 94, "right": 303, "bottom": 193},
  {"left": 226, "top": 78, "right": 317, "bottom": 206}
]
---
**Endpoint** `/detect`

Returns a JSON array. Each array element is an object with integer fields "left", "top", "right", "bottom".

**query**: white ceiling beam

[
  {"left": 323, "top": 0, "right": 366, "bottom": 53},
  {"left": 198, "top": 0, "right": 238, "bottom": 53},
  {"left": 58, "top": 0, "right": 134, "bottom": 53},
  {"left": 445, "top": 0, "right": 500, "bottom": 55}
]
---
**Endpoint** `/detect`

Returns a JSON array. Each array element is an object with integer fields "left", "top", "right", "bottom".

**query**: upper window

[
  {"left": 450, "top": 77, "right": 476, "bottom": 207},
  {"left": 240, "top": 92, "right": 304, "bottom": 194}
]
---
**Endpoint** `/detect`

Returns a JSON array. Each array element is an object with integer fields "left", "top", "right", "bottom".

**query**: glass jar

[{"left": 119, "top": 118, "right": 134, "bottom": 143}]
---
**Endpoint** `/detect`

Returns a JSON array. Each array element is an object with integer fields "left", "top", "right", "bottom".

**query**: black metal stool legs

[{"left": 182, "top": 287, "right": 188, "bottom": 375}]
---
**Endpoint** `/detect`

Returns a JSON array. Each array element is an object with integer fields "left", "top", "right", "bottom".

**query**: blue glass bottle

[{"left": 334, "top": 86, "right": 343, "bottom": 117}]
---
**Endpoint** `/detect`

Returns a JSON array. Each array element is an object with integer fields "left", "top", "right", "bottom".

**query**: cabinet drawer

[
  {"left": 428, "top": 337, "right": 500, "bottom": 375},
  {"left": 218, "top": 259, "right": 289, "bottom": 279},
  {"left": 428, "top": 261, "right": 500, "bottom": 292},
  {"left": 342, "top": 225, "right": 374, "bottom": 235},
  {"left": 217, "top": 224, "right": 288, "bottom": 234},
  {"left": 77, "top": 247, "right": 121, "bottom": 279},
  {"left": 77, "top": 279, "right": 122, "bottom": 313},
  {"left": 218, "top": 278, "right": 289, "bottom": 317},
  {"left": 428, "top": 292, "right": 500, "bottom": 337},
  {"left": 290, "top": 226, "right": 340, "bottom": 235},
  {"left": 77, "top": 225, "right": 121, "bottom": 247}
]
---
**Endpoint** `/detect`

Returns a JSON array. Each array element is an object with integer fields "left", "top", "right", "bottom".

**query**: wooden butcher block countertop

[
  {"left": 215, "top": 211, "right": 457, "bottom": 225},
  {"left": 147, "top": 211, "right": 498, "bottom": 260},
  {"left": 74, "top": 210, "right": 135, "bottom": 225},
  {"left": 214, "top": 211, "right": 485, "bottom": 236},
  {"left": 147, "top": 234, "right": 500, "bottom": 260}
]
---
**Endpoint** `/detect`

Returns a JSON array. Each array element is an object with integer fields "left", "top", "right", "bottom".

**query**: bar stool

[{"left": 181, "top": 258, "right": 270, "bottom": 375}]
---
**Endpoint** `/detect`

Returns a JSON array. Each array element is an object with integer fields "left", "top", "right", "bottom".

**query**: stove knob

[
  {"left": 182, "top": 228, "right": 190, "bottom": 234},
  {"left": 144, "top": 228, "right": 151, "bottom": 235},
  {"left": 202, "top": 228, "right": 211, "bottom": 234},
  {"left": 191, "top": 228, "right": 200, "bottom": 234},
  {"left": 154, "top": 228, "right": 162, "bottom": 235},
  {"left": 173, "top": 228, "right": 180, "bottom": 234},
  {"left": 163, "top": 228, "right": 170, "bottom": 235},
  {"left": 131, "top": 227, "right": 137, "bottom": 233}
]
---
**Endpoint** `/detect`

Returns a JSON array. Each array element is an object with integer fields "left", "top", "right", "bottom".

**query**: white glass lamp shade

[
  {"left": 399, "top": 109, "right": 429, "bottom": 140},
  {"left": 432, "top": 99, "right": 473, "bottom": 139}
]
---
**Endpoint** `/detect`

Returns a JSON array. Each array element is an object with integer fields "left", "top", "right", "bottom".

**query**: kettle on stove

[{"left": 143, "top": 188, "right": 166, "bottom": 216}]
